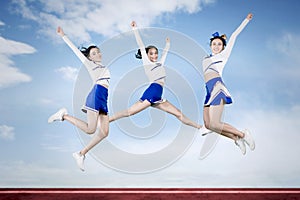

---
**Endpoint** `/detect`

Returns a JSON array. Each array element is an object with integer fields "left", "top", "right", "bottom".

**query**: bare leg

[
  {"left": 80, "top": 114, "right": 109, "bottom": 155},
  {"left": 155, "top": 100, "right": 201, "bottom": 129},
  {"left": 109, "top": 100, "right": 151, "bottom": 122},
  {"left": 204, "top": 106, "right": 233, "bottom": 138},
  {"left": 63, "top": 110, "right": 98, "bottom": 134},
  {"left": 204, "top": 100, "right": 244, "bottom": 141},
  {"left": 203, "top": 106, "right": 210, "bottom": 129}
]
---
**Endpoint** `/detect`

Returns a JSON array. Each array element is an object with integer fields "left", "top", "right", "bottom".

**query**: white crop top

[
  {"left": 62, "top": 35, "right": 110, "bottom": 86},
  {"left": 132, "top": 27, "right": 170, "bottom": 85},
  {"left": 202, "top": 18, "right": 249, "bottom": 77}
]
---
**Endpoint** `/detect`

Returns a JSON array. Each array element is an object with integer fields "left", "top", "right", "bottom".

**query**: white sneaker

[
  {"left": 72, "top": 152, "right": 85, "bottom": 171},
  {"left": 235, "top": 138, "right": 246, "bottom": 155},
  {"left": 199, "top": 125, "right": 212, "bottom": 136},
  {"left": 243, "top": 129, "right": 255, "bottom": 150},
  {"left": 48, "top": 108, "right": 67, "bottom": 123}
]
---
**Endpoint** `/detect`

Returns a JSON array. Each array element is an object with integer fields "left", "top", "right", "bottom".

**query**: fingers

[
  {"left": 131, "top": 21, "right": 137, "bottom": 27},
  {"left": 57, "top": 26, "right": 64, "bottom": 36},
  {"left": 247, "top": 13, "right": 253, "bottom": 20}
]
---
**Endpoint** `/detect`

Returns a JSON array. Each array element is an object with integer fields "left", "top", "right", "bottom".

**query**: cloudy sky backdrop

[{"left": 1, "top": 0, "right": 300, "bottom": 187}]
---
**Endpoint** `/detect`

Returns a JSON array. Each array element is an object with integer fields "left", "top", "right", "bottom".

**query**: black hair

[
  {"left": 210, "top": 35, "right": 227, "bottom": 47},
  {"left": 80, "top": 45, "right": 98, "bottom": 58},
  {"left": 135, "top": 45, "right": 158, "bottom": 59}
]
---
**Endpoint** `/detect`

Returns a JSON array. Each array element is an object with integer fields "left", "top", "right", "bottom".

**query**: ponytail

[
  {"left": 79, "top": 45, "right": 98, "bottom": 58},
  {"left": 135, "top": 49, "right": 142, "bottom": 59}
]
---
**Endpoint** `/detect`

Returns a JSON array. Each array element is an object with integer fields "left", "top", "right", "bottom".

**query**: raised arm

[
  {"left": 221, "top": 13, "right": 253, "bottom": 58},
  {"left": 57, "top": 26, "right": 87, "bottom": 63},
  {"left": 131, "top": 21, "right": 145, "bottom": 49},
  {"left": 160, "top": 37, "right": 170, "bottom": 64}
]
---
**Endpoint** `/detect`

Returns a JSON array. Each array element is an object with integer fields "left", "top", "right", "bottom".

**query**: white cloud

[
  {"left": 0, "top": 160, "right": 75, "bottom": 186},
  {"left": 0, "top": 20, "right": 5, "bottom": 26},
  {"left": 0, "top": 125, "right": 15, "bottom": 140},
  {"left": 55, "top": 66, "right": 79, "bottom": 81},
  {"left": 265, "top": 31, "right": 300, "bottom": 98},
  {"left": 0, "top": 36, "right": 35, "bottom": 89},
  {"left": 170, "top": 105, "right": 300, "bottom": 186},
  {"left": 38, "top": 98, "right": 57, "bottom": 106},
  {"left": 1, "top": 106, "right": 300, "bottom": 187},
  {"left": 270, "top": 32, "right": 300, "bottom": 63},
  {"left": 12, "top": 0, "right": 39, "bottom": 22},
  {"left": 0, "top": 36, "right": 36, "bottom": 55},
  {"left": 11, "top": 0, "right": 214, "bottom": 42}
]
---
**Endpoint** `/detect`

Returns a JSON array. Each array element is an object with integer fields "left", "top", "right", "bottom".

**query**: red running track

[{"left": 1, "top": 188, "right": 300, "bottom": 200}]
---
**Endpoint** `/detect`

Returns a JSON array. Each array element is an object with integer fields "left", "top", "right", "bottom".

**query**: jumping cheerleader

[
  {"left": 109, "top": 21, "right": 210, "bottom": 135},
  {"left": 202, "top": 13, "right": 255, "bottom": 155},
  {"left": 48, "top": 27, "right": 110, "bottom": 171}
]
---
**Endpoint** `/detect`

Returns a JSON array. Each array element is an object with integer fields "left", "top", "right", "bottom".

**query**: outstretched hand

[
  {"left": 57, "top": 26, "right": 65, "bottom": 37},
  {"left": 247, "top": 13, "right": 253, "bottom": 20},
  {"left": 131, "top": 21, "right": 137, "bottom": 28}
]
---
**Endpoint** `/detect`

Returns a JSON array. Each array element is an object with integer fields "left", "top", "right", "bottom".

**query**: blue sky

[{"left": 1, "top": 0, "right": 300, "bottom": 187}]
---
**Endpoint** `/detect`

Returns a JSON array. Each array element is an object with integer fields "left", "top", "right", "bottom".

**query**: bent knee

[
  {"left": 99, "top": 125, "right": 109, "bottom": 137},
  {"left": 85, "top": 124, "right": 97, "bottom": 134},
  {"left": 102, "top": 129, "right": 109, "bottom": 137},
  {"left": 208, "top": 121, "right": 223, "bottom": 132},
  {"left": 204, "top": 120, "right": 211, "bottom": 130},
  {"left": 86, "top": 127, "right": 97, "bottom": 134}
]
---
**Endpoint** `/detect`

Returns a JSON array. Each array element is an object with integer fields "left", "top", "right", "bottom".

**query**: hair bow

[{"left": 212, "top": 32, "right": 220, "bottom": 37}]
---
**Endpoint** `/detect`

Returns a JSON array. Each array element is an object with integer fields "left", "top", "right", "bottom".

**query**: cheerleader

[
  {"left": 109, "top": 21, "right": 210, "bottom": 135},
  {"left": 48, "top": 27, "right": 110, "bottom": 171},
  {"left": 202, "top": 13, "right": 255, "bottom": 154}
]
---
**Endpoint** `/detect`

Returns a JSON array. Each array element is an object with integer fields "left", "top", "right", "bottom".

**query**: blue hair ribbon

[{"left": 212, "top": 32, "right": 220, "bottom": 37}]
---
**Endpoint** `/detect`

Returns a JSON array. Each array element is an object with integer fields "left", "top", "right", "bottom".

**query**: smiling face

[
  {"left": 210, "top": 38, "right": 224, "bottom": 55},
  {"left": 88, "top": 47, "right": 102, "bottom": 62},
  {"left": 147, "top": 48, "right": 158, "bottom": 62}
]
